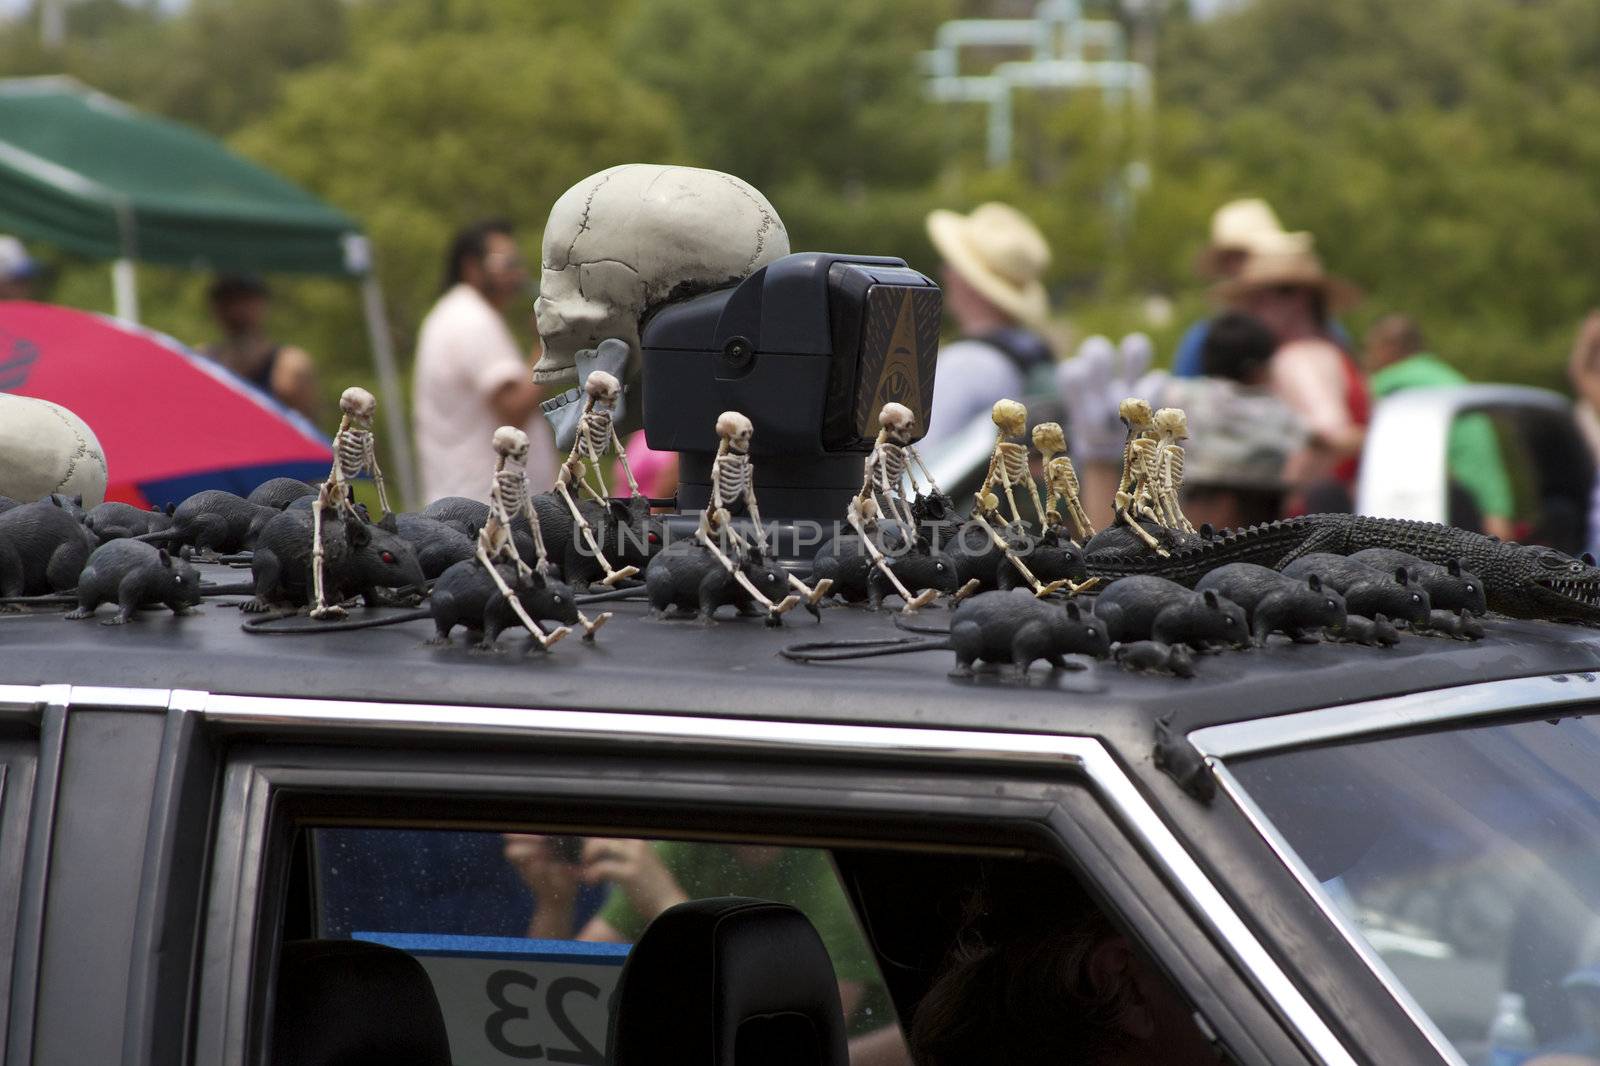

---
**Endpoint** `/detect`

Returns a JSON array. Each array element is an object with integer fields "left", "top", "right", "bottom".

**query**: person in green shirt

[
  {"left": 507, "top": 835, "right": 892, "bottom": 1035},
  {"left": 1364, "top": 315, "right": 1517, "bottom": 540}
]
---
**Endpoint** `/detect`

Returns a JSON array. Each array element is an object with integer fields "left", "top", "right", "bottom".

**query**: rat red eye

[
  {"left": 648, "top": 532, "right": 660, "bottom": 544},
  {"left": 381, "top": 551, "right": 395, "bottom": 563}
]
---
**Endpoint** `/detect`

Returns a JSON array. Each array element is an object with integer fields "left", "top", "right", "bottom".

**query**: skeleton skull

[
  {"left": 1032, "top": 421, "right": 1067, "bottom": 457},
  {"left": 717, "top": 411, "right": 754, "bottom": 452},
  {"left": 991, "top": 399, "right": 1027, "bottom": 437},
  {"left": 493, "top": 426, "right": 531, "bottom": 463},
  {"left": 879, "top": 402, "right": 915, "bottom": 443},
  {"left": 340, "top": 387, "right": 377, "bottom": 420},
  {"left": 532, "top": 164, "right": 791, "bottom": 387},
  {"left": 584, "top": 370, "right": 621, "bottom": 407},
  {"left": 1153, "top": 407, "right": 1190, "bottom": 441},
  {"left": 1119, "top": 397, "right": 1154, "bottom": 431}
]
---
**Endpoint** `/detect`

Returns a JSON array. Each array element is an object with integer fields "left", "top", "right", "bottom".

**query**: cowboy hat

[
  {"left": 1212, "top": 230, "right": 1362, "bottom": 311},
  {"left": 1194, "top": 198, "right": 1285, "bottom": 278},
  {"left": 925, "top": 202, "right": 1051, "bottom": 329}
]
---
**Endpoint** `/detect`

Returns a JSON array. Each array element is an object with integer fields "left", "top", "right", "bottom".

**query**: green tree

[{"left": 230, "top": 28, "right": 682, "bottom": 391}]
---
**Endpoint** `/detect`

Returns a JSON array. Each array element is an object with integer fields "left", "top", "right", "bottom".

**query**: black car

[{"left": 3, "top": 570, "right": 1600, "bottom": 1066}]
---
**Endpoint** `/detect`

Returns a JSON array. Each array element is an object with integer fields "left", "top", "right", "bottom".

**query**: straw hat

[
  {"left": 1213, "top": 230, "right": 1362, "bottom": 311},
  {"left": 1194, "top": 198, "right": 1284, "bottom": 278},
  {"left": 925, "top": 202, "right": 1051, "bottom": 329}
]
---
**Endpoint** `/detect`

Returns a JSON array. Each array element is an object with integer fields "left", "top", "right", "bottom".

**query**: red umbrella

[{"left": 0, "top": 301, "right": 332, "bottom": 507}]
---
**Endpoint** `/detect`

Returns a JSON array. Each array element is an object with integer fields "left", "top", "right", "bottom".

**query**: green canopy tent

[{"left": 0, "top": 76, "right": 417, "bottom": 503}]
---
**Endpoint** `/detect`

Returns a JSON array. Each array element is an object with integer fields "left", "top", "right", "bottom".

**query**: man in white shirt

[
  {"left": 920, "top": 203, "right": 1056, "bottom": 451},
  {"left": 413, "top": 220, "right": 554, "bottom": 503}
]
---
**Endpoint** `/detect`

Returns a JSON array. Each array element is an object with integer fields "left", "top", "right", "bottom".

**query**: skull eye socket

[{"left": 380, "top": 551, "right": 395, "bottom": 564}]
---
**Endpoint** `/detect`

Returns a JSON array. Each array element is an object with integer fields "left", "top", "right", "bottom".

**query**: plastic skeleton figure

[
  {"left": 845, "top": 403, "right": 943, "bottom": 611},
  {"left": 309, "top": 387, "right": 392, "bottom": 619},
  {"left": 1112, "top": 397, "right": 1168, "bottom": 556},
  {"left": 972, "top": 400, "right": 1069, "bottom": 597},
  {"left": 552, "top": 371, "right": 639, "bottom": 587},
  {"left": 1151, "top": 407, "right": 1197, "bottom": 535},
  {"left": 862, "top": 402, "right": 946, "bottom": 530},
  {"left": 1031, "top": 422, "right": 1095, "bottom": 544},
  {"left": 695, "top": 411, "right": 805, "bottom": 616},
  {"left": 473, "top": 427, "right": 590, "bottom": 647}
]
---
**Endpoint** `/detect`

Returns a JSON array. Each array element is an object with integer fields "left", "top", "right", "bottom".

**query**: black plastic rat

[
  {"left": 645, "top": 540, "right": 794, "bottom": 625},
  {"left": 0, "top": 497, "right": 99, "bottom": 596},
  {"left": 1113, "top": 640, "right": 1197, "bottom": 678},
  {"left": 1195, "top": 562, "right": 1346, "bottom": 645},
  {"left": 84, "top": 501, "right": 174, "bottom": 544},
  {"left": 139, "top": 490, "right": 278, "bottom": 554},
  {"left": 1092, "top": 576, "right": 1250, "bottom": 650},
  {"left": 244, "top": 509, "right": 424, "bottom": 613},
  {"left": 247, "top": 478, "right": 317, "bottom": 510},
  {"left": 64, "top": 540, "right": 201, "bottom": 624},
  {"left": 1325, "top": 612, "right": 1401, "bottom": 647},
  {"left": 1280, "top": 553, "right": 1431, "bottom": 627},
  {"left": 1348, "top": 548, "right": 1486, "bottom": 615},
  {"left": 812, "top": 534, "right": 962, "bottom": 610},
  {"left": 782, "top": 589, "right": 1110, "bottom": 679},
  {"left": 392, "top": 513, "right": 477, "bottom": 580}
]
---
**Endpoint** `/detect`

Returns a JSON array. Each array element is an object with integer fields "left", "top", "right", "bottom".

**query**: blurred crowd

[
  {"left": 921, "top": 196, "right": 1600, "bottom": 554},
  {"left": 4, "top": 186, "right": 1599, "bottom": 554}
]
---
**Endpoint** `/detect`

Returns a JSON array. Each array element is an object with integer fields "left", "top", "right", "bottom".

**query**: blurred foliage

[{"left": 3, "top": 0, "right": 1600, "bottom": 416}]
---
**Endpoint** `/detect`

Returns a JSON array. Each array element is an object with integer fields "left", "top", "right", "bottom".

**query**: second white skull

[{"left": 532, "top": 164, "right": 791, "bottom": 387}]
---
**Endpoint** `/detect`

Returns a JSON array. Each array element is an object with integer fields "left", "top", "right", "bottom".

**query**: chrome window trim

[
  {"left": 1188, "top": 673, "right": 1600, "bottom": 759},
  {"left": 197, "top": 692, "right": 1354, "bottom": 1065}
]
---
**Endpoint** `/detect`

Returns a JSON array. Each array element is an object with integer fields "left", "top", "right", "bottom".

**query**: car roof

[{"left": 3, "top": 562, "right": 1596, "bottom": 750}]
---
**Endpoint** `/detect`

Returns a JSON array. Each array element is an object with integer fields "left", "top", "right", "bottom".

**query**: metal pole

[
  {"left": 359, "top": 274, "right": 420, "bottom": 508},
  {"left": 111, "top": 258, "right": 139, "bottom": 323}
]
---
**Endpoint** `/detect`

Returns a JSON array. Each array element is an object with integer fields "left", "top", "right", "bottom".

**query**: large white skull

[
  {"left": 532, "top": 164, "right": 790, "bottom": 387},
  {"left": 0, "top": 394, "right": 107, "bottom": 507}
]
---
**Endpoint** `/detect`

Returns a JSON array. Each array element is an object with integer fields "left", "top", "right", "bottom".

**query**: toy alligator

[{"left": 1083, "top": 514, "right": 1600, "bottom": 623}]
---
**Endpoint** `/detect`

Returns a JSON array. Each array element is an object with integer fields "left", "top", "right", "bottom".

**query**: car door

[{"left": 171, "top": 693, "right": 1334, "bottom": 1066}]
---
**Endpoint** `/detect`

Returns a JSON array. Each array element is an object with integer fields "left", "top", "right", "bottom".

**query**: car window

[
  {"left": 1447, "top": 405, "right": 1593, "bottom": 551},
  {"left": 1228, "top": 712, "right": 1600, "bottom": 1063},
  {"left": 307, "top": 827, "right": 901, "bottom": 1063}
]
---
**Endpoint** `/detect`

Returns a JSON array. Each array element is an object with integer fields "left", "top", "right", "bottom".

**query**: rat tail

[
  {"left": 892, "top": 614, "right": 951, "bottom": 636},
  {"left": 241, "top": 607, "right": 432, "bottom": 635},
  {"left": 780, "top": 636, "right": 949, "bottom": 662}
]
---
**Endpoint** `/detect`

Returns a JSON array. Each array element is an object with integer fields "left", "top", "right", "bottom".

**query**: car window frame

[{"left": 187, "top": 693, "right": 1345, "bottom": 1066}]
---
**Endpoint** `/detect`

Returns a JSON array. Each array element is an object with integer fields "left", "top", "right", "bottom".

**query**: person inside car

[{"left": 910, "top": 866, "right": 1225, "bottom": 1066}]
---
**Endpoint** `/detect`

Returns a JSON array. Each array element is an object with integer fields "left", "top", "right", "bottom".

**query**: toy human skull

[
  {"left": 532, "top": 164, "right": 791, "bottom": 387},
  {"left": 991, "top": 399, "right": 1027, "bottom": 437},
  {"left": 585, "top": 370, "right": 621, "bottom": 408},
  {"left": 1032, "top": 421, "right": 1067, "bottom": 456},
  {"left": 493, "top": 426, "right": 530, "bottom": 463},
  {"left": 879, "top": 402, "right": 915, "bottom": 444},
  {"left": 1153, "top": 407, "right": 1189, "bottom": 441},
  {"left": 717, "top": 411, "right": 754, "bottom": 453},
  {"left": 340, "top": 386, "right": 377, "bottom": 420},
  {"left": 0, "top": 394, "right": 108, "bottom": 508},
  {"left": 1119, "top": 397, "right": 1154, "bottom": 431}
]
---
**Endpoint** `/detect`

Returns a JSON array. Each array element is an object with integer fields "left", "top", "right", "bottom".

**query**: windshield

[{"left": 1229, "top": 712, "right": 1600, "bottom": 1064}]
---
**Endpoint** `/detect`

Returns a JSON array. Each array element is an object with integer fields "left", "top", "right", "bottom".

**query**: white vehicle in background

[{"left": 1357, "top": 385, "right": 1595, "bottom": 557}]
